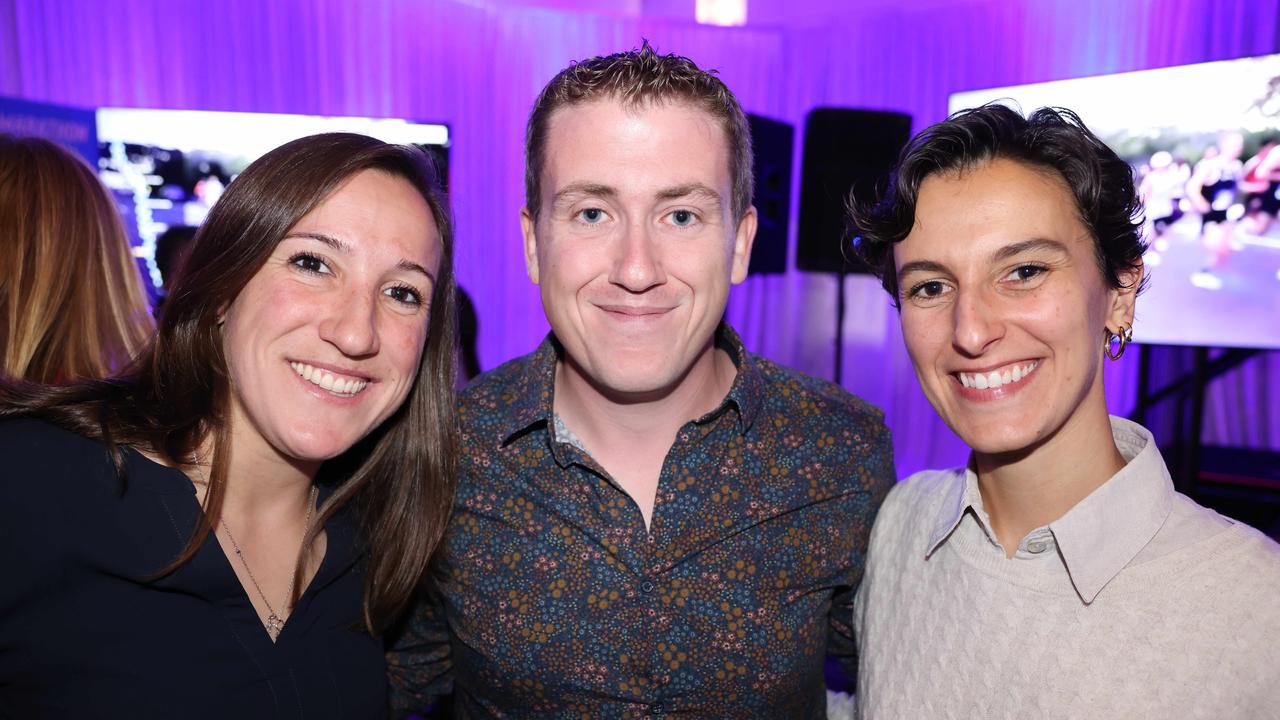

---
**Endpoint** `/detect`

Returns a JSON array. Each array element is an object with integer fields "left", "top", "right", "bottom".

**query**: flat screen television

[
  {"left": 94, "top": 108, "right": 450, "bottom": 296},
  {"left": 949, "top": 54, "right": 1280, "bottom": 350}
]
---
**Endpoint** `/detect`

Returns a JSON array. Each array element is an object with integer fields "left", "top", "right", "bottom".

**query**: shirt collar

[
  {"left": 926, "top": 416, "right": 1175, "bottom": 604},
  {"left": 1049, "top": 416, "right": 1174, "bottom": 603},
  {"left": 497, "top": 334, "right": 558, "bottom": 444},
  {"left": 926, "top": 462, "right": 989, "bottom": 556},
  {"left": 715, "top": 323, "right": 765, "bottom": 435},
  {"left": 499, "top": 323, "right": 765, "bottom": 445}
]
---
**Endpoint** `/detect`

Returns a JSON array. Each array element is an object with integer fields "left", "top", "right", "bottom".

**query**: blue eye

[
  {"left": 669, "top": 210, "right": 697, "bottom": 227},
  {"left": 577, "top": 208, "right": 606, "bottom": 224}
]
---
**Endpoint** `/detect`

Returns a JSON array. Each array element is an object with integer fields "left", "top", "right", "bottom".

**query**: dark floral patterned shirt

[{"left": 388, "top": 325, "right": 895, "bottom": 718}]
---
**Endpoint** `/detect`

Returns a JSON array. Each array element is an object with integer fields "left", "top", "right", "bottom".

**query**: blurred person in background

[
  {"left": 152, "top": 224, "right": 199, "bottom": 320},
  {"left": 454, "top": 285, "right": 481, "bottom": 388},
  {"left": 1186, "top": 132, "right": 1245, "bottom": 290},
  {"left": 0, "top": 132, "right": 457, "bottom": 718},
  {"left": 1136, "top": 149, "right": 1186, "bottom": 256},
  {"left": 1240, "top": 135, "right": 1280, "bottom": 237},
  {"left": 0, "top": 134, "right": 153, "bottom": 383}
]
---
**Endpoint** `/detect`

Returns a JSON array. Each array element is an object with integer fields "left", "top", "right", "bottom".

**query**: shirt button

[
  {"left": 640, "top": 580, "right": 655, "bottom": 593},
  {"left": 649, "top": 701, "right": 665, "bottom": 715},
  {"left": 1027, "top": 540, "right": 1049, "bottom": 554}
]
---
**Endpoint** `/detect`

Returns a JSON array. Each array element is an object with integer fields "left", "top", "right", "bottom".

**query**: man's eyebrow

[
  {"left": 285, "top": 231, "right": 436, "bottom": 282},
  {"left": 552, "top": 183, "right": 617, "bottom": 206},
  {"left": 655, "top": 183, "right": 722, "bottom": 206},
  {"left": 990, "top": 238, "right": 1070, "bottom": 263}
]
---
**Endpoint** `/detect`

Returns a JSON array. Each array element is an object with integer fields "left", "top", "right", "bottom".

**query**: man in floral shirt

[{"left": 388, "top": 42, "right": 895, "bottom": 718}]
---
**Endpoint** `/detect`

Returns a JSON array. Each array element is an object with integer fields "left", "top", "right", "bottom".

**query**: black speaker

[
  {"left": 745, "top": 113, "right": 793, "bottom": 276},
  {"left": 796, "top": 108, "right": 912, "bottom": 273}
]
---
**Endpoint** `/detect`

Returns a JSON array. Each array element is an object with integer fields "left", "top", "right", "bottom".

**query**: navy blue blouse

[{"left": 0, "top": 419, "right": 386, "bottom": 719}]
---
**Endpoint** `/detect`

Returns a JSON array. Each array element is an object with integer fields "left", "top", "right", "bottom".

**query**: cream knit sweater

[{"left": 854, "top": 419, "right": 1280, "bottom": 719}]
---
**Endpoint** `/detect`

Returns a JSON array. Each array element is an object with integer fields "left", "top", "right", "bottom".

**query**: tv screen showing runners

[
  {"left": 94, "top": 108, "right": 450, "bottom": 297},
  {"left": 949, "top": 53, "right": 1280, "bottom": 350}
]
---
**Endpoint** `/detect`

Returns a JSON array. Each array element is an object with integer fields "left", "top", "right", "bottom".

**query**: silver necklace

[{"left": 218, "top": 484, "right": 319, "bottom": 642}]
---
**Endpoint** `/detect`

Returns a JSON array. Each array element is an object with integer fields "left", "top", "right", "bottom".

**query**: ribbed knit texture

[{"left": 855, "top": 470, "right": 1280, "bottom": 719}]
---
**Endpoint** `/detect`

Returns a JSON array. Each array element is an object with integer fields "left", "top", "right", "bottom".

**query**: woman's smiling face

[
  {"left": 893, "top": 157, "right": 1138, "bottom": 456},
  {"left": 220, "top": 168, "right": 441, "bottom": 467}
]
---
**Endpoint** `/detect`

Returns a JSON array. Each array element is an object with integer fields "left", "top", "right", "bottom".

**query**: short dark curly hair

[
  {"left": 524, "top": 40, "right": 753, "bottom": 223},
  {"left": 850, "top": 103, "right": 1147, "bottom": 306}
]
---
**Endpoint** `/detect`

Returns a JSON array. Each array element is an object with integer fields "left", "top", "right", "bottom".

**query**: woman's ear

[{"left": 1106, "top": 261, "right": 1143, "bottom": 331}]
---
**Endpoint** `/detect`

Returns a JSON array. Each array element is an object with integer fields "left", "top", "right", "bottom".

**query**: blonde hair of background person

[{"left": 0, "top": 134, "right": 153, "bottom": 383}]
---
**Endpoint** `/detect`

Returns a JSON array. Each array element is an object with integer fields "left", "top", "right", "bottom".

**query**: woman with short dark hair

[
  {"left": 851, "top": 105, "right": 1280, "bottom": 718},
  {"left": 0, "top": 132, "right": 457, "bottom": 717}
]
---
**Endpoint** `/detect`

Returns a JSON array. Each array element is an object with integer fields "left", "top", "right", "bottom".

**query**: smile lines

[
  {"left": 290, "top": 361, "right": 369, "bottom": 397},
  {"left": 958, "top": 361, "right": 1039, "bottom": 390}
]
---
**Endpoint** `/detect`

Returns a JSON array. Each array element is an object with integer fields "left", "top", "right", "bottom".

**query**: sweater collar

[{"left": 927, "top": 416, "right": 1175, "bottom": 604}]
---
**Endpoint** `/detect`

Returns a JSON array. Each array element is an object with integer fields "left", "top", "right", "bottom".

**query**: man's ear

[
  {"left": 729, "top": 206, "right": 758, "bottom": 285},
  {"left": 520, "top": 206, "right": 540, "bottom": 285},
  {"left": 1106, "top": 260, "right": 1143, "bottom": 332}
]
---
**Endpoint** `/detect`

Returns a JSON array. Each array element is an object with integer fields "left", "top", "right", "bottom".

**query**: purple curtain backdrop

[{"left": 2, "top": 0, "right": 1277, "bottom": 474}]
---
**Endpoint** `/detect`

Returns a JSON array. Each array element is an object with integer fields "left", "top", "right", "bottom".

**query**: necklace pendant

[{"left": 265, "top": 613, "right": 283, "bottom": 640}]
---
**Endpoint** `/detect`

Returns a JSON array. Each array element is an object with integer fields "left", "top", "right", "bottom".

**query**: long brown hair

[
  {"left": 0, "top": 133, "right": 457, "bottom": 633},
  {"left": 0, "top": 134, "right": 154, "bottom": 382}
]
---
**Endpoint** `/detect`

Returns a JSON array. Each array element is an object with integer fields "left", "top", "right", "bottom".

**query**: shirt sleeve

[
  {"left": 385, "top": 583, "right": 454, "bottom": 719},
  {"left": 826, "top": 416, "right": 896, "bottom": 686}
]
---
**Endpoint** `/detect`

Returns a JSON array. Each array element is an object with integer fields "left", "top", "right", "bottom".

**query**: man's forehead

[
  {"left": 543, "top": 95, "right": 726, "bottom": 149},
  {"left": 539, "top": 97, "right": 730, "bottom": 189}
]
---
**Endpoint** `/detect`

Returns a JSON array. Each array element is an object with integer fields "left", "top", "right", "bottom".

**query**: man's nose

[{"left": 609, "top": 220, "right": 666, "bottom": 292}]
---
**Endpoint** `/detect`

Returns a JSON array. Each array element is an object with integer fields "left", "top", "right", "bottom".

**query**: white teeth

[
  {"left": 289, "top": 362, "right": 369, "bottom": 397},
  {"left": 957, "top": 361, "right": 1039, "bottom": 392}
]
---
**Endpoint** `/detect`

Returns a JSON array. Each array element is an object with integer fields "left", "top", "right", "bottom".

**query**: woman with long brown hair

[
  {"left": 0, "top": 133, "right": 457, "bottom": 717},
  {"left": 0, "top": 134, "right": 153, "bottom": 382}
]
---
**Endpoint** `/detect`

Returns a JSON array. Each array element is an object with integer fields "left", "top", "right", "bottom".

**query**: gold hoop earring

[{"left": 1103, "top": 325, "right": 1133, "bottom": 361}]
